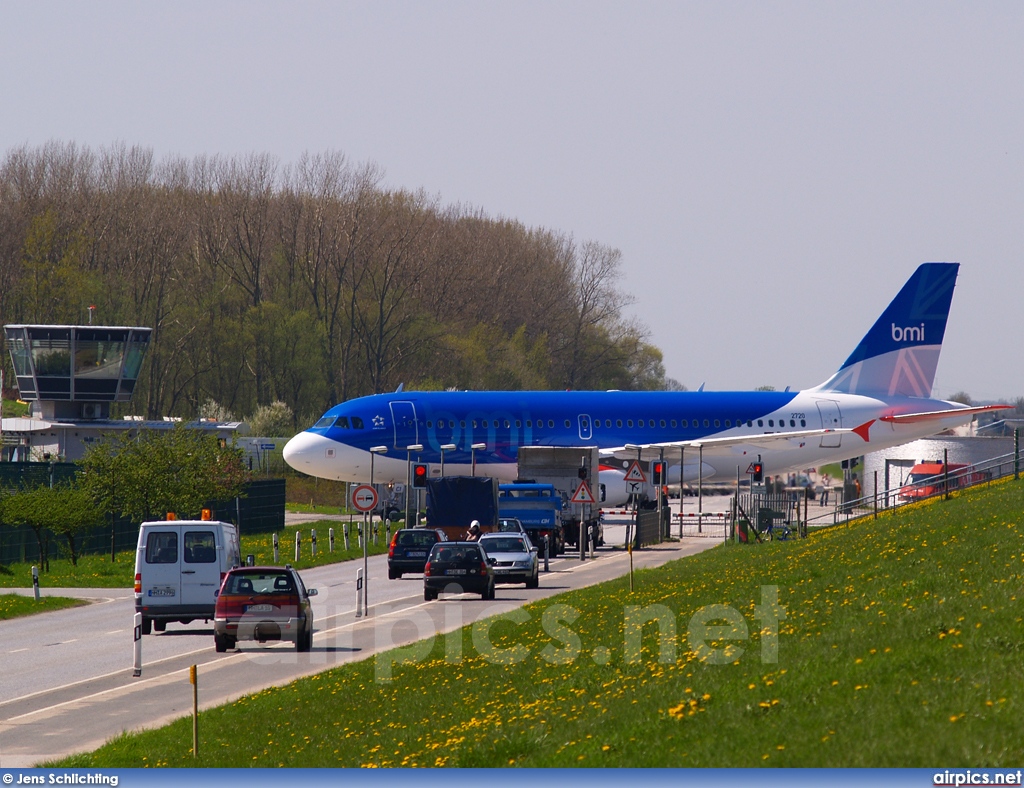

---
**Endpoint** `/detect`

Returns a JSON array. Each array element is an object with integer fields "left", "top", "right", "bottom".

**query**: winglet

[
  {"left": 814, "top": 263, "right": 959, "bottom": 397},
  {"left": 852, "top": 420, "right": 874, "bottom": 442}
]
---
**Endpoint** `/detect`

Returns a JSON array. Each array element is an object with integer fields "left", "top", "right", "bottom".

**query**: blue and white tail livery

[
  {"left": 284, "top": 262, "right": 1009, "bottom": 497},
  {"left": 815, "top": 262, "right": 958, "bottom": 397}
]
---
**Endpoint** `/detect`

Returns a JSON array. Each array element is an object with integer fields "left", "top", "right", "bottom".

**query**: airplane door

[
  {"left": 390, "top": 401, "right": 418, "bottom": 449},
  {"left": 816, "top": 401, "right": 842, "bottom": 448},
  {"left": 578, "top": 414, "right": 593, "bottom": 441}
]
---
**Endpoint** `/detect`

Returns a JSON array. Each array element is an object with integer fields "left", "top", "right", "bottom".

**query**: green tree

[
  {"left": 79, "top": 424, "right": 250, "bottom": 523},
  {"left": 48, "top": 484, "right": 102, "bottom": 567},
  {"left": 0, "top": 483, "right": 98, "bottom": 569}
]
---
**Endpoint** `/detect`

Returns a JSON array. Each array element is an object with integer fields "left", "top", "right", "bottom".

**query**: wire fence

[{"left": 669, "top": 442, "right": 1022, "bottom": 542}]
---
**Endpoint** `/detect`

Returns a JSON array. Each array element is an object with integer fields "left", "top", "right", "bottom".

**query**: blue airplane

[{"left": 283, "top": 262, "right": 1007, "bottom": 499}]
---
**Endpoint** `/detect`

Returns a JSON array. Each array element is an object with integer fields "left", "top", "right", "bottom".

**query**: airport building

[{"left": 1, "top": 324, "right": 246, "bottom": 462}]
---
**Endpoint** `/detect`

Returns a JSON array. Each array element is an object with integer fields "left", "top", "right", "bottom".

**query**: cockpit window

[
  {"left": 351, "top": 416, "right": 364, "bottom": 429},
  {"left": 313, "top": 416, "right": 335, "bottom": 429},
  {"left": 337, "top": 416, "right": 350, "bottom": 428}
]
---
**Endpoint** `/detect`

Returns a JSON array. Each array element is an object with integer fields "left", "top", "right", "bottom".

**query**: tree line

[{"left": 0, "top": 142, "right": 671, "bottom": 429}]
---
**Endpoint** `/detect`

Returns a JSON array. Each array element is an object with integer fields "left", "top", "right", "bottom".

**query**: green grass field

[
  {"left": 52, "top": 478, "right": 1024, "bottom": 767},
  {"left": 0, "top": 519, "right": 390, "bottom": 590},
  {"left": 0, "top": 593, "right": 88, "bottom": 619}
]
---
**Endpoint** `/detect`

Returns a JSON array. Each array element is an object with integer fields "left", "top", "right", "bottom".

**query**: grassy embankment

[{"left": 53, "top": 477, "right": 1024, "bottom": 767}]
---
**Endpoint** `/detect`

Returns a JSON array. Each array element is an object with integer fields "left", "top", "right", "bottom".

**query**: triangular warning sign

[
  {"left": 570, "top": 480, "right": 596, "bottom": 504},
  {"left": 624, "top": 460, "right": 647, "bottom": 483}
]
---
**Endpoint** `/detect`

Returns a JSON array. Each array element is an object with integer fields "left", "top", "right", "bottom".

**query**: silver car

[
  {"left": 496, "top": 517, "right": 527, "bottom": 534},
  {"left": 478, "top": 533, "right": 539, "bottom": 589}
]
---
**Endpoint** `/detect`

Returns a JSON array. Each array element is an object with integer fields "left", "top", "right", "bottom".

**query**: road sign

[
  {"left": 570, "top": 480, "right": 596, "bottom": 504},
  {"left": 351, "top": 484, "right": 378, "bottom": 513},
  {"left": 626, "top": 481, "right": 643, "bottom": 495},
  {"left": 260, "top": 443, "right": 276, "bottom": 450},
  {"left": 624, "top": 460, "right": 647, "bottom": 483}
]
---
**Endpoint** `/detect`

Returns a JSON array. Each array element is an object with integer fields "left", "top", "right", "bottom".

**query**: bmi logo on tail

[{"left": 891, "top": 323, "right": 926, "bottom": 343}]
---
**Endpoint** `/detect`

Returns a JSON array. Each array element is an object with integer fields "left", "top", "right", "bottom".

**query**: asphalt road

[{"left": 0, "top": 524, "right": 717, "bottom": 767}]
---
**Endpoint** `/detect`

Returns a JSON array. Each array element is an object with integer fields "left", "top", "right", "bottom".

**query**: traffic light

[
  {"left": 652, "top": 461, "right": 664, "bottom": 485},
  {"left": 752, "top": 462, "right": 764, "bottom": 483},
  {"left": 578, "top": 465, "right": 588, "bottom": 480},
  {"left": 412, "top": 463, "right": 428, "bottom": 488}
]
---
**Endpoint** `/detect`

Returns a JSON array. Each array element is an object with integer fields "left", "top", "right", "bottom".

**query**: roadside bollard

[
  {"left": 355, "top": 568, "right": 364, "bottom": 619},
  {"left": 385, "top": 522, "right": 391, "bottom": 544},
  {"left": 358, "top": 523, "right": 363, "bottom": 550},
  {"left": 329, "top": 527, "right": 335, "bottom": 553},
  {"left": 32, "top": 565, "right": 40, "bottom": 601},
  {"left": 373, "top": 522, "right": 379, "bottom": 546},
  {"left": 311, "top": 528, "right": 318, "bottom": 558},
  {"left": 133, "top": 612, "right": 142, "bottom": 677},
  {"left": 589, "top": 523, "right": 595, "bottom": 559},
  {"left": 343, "top": 523, "right": 350, "bottom": 551},
  {"left": 295, "top": 531, "right": 301, "bottom": 563},
  {"left": 543, "top": 536, "right": 550, "bottom": 572},
  {"left": 190, "top": 663, "right": 197, "bottom": 753},
  {"left": 273, "top": 532, "right": 279, "bottom": 563}
]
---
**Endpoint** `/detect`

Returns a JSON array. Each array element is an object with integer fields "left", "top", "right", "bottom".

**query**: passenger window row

[
  {"left": 322, "top": 414, "right": 809, "bottom": 434},
  {"left": 425, "top": 417, "right": 807, "bottom": 431}
]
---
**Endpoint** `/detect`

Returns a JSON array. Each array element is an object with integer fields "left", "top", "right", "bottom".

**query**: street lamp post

[
  {"left": 471, "top": 442, "right": 486, "bottom": 475},
  {"left": 439, "top": 444, "right": 456, "bottom": 477},
  {"left": 405, "top": 444, "right": 423, "bottom": 525},
  {"left": 624, "top": 444, "right": 642, "bottom": 548},
  {"left": 658, "top": 447, "right": 666, "bottom": 538},
  {"left": 366, "top": 445, "right": 388, "bottom": 616}
]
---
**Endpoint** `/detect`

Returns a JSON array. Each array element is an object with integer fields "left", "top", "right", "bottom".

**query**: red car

[{"left": 213, "top": 565, "right": 317, "bottom": 652}]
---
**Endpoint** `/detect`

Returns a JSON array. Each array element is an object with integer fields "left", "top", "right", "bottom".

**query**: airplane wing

[
  {"left": 602, "top": 429, "right": 852, "bottom": 462},
  {"left": 879, "top": 404, "right": 1012, "bottom": 425}
]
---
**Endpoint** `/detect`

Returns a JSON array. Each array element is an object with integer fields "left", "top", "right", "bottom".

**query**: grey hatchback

[{"left": 478, "top": 533, "right": 539, "bottom": 588}]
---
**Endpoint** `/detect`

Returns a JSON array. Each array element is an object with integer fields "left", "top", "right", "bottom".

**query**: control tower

[
  {"left": 2, "top": 324, "right": 245, "bottom": 462},
  {"left": 4, "top": 324, "right": 151, "bottom": 421}
]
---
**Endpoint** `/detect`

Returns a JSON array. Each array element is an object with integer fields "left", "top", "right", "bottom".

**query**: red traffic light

[
  {"left": 752, "top": 463, "right": 764, "bottom": 482},
  {"left": 413, "top": 463, "right": 428, "bottom": 487},
  {"left": 652, "top": 462, "right": 664, "bottom": 485}
]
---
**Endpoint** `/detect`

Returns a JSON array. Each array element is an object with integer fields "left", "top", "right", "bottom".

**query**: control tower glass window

[{"left": 31, "top": 328, "right": 72, "bottom": 397}]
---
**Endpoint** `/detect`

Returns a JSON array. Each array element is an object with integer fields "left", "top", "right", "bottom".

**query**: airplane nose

[{"left": 283, "top": 431, "right": 330, "bottom": 473}]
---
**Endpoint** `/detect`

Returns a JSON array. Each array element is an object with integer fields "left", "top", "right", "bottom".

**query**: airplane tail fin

[{"left": 814, "top": 262, "right": 959, "bottom": 397}]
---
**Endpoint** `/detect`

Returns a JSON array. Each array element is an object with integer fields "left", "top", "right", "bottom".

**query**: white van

[{"left": 134, "top": 514, "right": 241, "bottom": 634}]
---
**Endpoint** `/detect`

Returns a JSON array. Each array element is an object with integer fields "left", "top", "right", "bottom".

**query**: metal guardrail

[
  {"left": 805, "top": 446, "right": 1021, "bottom": 532},
  {"left": 674, "top": 443, "right": 1022, "bottom": 543}
]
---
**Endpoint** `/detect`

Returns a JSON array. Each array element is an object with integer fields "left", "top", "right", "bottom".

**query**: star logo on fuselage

[{"left": 372, "top": 414, "right": 386, "bottom": 429}]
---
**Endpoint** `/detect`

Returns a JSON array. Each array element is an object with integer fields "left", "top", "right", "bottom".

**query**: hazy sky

[{"left": 3, "top": 2, "right": 1022, "bottom": 401}]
